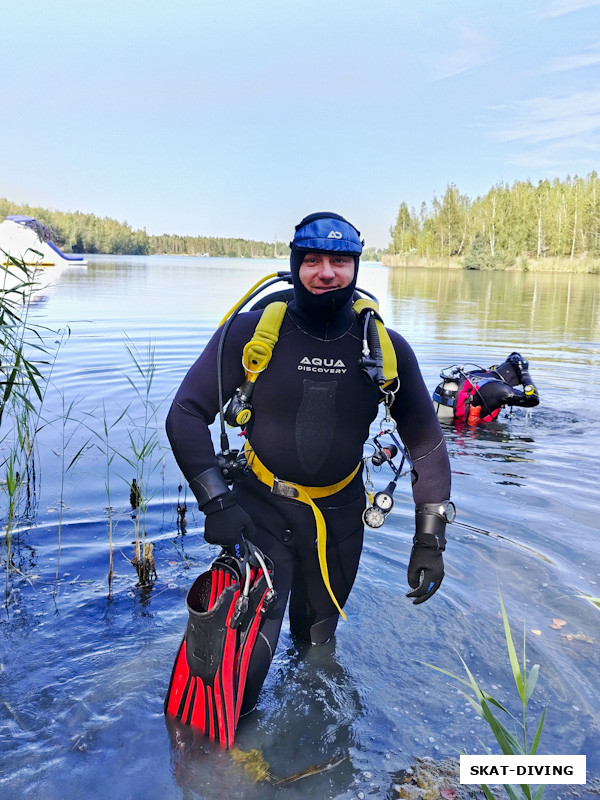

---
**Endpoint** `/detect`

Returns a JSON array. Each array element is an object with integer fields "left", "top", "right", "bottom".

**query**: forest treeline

[
  {"left": 389, "top": 172, "right": 600, "bottom": 268},
  {"left": 4, "top": 172, "right": 600, "bottom": 268},
  {"left": 0, "top": 198, "right": 290, "bottom": 258}
]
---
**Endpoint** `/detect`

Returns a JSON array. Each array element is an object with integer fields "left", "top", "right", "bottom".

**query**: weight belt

[{"left": 243, "top": 441, "right": 361, "bottom": 620}]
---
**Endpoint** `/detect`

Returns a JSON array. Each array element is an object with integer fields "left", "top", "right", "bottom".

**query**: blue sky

[{"left": 2, "top": 0, "right": 600, "bottom": 248}]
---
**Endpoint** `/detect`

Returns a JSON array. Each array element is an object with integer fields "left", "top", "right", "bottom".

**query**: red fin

[
  {"left": 190, "top": 677, "right": 206, "bottom": 732},
  {"left": 165, "top": 640, "right": 191, "bottom": 718},
  {"left": 181, "top": 676, "right": 195, "bottom": 724},
  {"left": 208, "top": 570, "right": 218, "bottom": 610},
  {"left": 207, "top": 685, "right": 215, "bottom": 740},
  {"left": 235, "top": 586, "right": 270, "bottom": 723}
]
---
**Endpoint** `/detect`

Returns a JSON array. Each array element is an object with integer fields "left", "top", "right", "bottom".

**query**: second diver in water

[{"left": 432, "top": 353, "right": 540, "bottom": 424}]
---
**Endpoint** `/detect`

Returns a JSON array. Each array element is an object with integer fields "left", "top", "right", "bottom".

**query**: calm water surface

[{"left": 1, "top": 256, "right": 599, "bottom": 800}]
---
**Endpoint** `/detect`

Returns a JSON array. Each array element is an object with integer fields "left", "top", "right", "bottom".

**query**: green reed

[
  {"left": 577, "top": 592, "right": 600, "bottom": 612},
  {"left": 51, "top": 395, "right": 90, "bottom": 593},
  {"left": 122, "top": 337, "right": 163, "bottom": 585},
  {"left": 2, "top": 258, "right": 171, "bottom": 596},
  {"left": 1, "top": 256, "right": 64, "bottom": 584},
  {"left": 1, "top": 255, "right": 43, "bottom": 425},
  {"left": 426, "top": 590, "right": 546, "bottom": 800},
  {"left": 85, "top": 401, "right": 130, "bottom": 597},
  {"left": 1, "top": 400, "right": 38, "bottom": 585}
]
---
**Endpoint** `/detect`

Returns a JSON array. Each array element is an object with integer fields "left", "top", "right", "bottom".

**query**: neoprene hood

[{"left": 289, "top": 212, "right": 364, "bottom": 319}]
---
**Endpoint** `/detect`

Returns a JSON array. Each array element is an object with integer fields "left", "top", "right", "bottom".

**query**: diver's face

[{"left": 299, "top": 252, "right": 356, "bottom": 295}]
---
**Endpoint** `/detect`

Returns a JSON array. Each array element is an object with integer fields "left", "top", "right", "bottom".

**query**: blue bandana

[{"left": 290, "top": 212, "right": 363, "bottom": 255}]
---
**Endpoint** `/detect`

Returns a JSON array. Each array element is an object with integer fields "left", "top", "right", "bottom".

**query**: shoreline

[{"left": 381, "top": 254, "right": 600, "bottom": 274}]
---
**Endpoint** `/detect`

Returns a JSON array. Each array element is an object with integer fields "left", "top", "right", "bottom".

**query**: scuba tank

[{"left": 432, "top": 366, "right": 461, "bottom": 419}]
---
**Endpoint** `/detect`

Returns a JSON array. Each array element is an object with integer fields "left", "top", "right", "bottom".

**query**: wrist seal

[
  {"left": 202, "top": 492, "right": 236, "bottom": 515},
  {"left": 414, "top": 501, "right": 455, "bottom": 549},
  {"left": 190, "top": 467, "right": 230, "bottom": 509}
]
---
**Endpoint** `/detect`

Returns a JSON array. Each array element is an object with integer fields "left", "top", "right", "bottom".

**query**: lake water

[{"left": 1, "top": 256, "right": 599, "bottom": 800}]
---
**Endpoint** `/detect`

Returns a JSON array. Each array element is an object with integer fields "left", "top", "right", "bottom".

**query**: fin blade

[
  {"left": 235, "top": 585, "right": 270, "bottom": 723},
  {"left": 180, "top": 676, "right": 195, "bottom": 724},
  {"left": 190, "top": 676, "right": 207, "bottom": 732},
  {"left": 207, "top": 685, "right": 215, "bottom": 739},
  {"left": 164, "top": 640, "right": 191, "bottom": 718},
  {"left": 165, "top": 552, "right": 273, "bottom": 749}
]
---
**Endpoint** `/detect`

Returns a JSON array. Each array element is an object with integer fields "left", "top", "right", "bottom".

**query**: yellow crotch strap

[
  {"left": 241, "top": 301, "right": 287, "bottom": 384},
  {"left": 352, "top": 298, "right": 398, "bottom": 389},
  {"left": 243, "top": 442, "right": 360, "bottom": 620}
]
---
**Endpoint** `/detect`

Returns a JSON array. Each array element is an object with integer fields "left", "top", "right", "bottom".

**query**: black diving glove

[
  {"left": 203, "top": 492, "right": 256, "bottom": 553},
  {"left": 507, "top": 352, "right": 529, "bottom": 381},
  {"left": 406, "top": 502, "right": 454, "bottom": 605},
  {"left": 506, "top": 352, "right": 540, "bottom": 406}
]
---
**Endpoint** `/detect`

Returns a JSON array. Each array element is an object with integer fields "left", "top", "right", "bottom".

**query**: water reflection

[
  {"left": 388, "top": 267, "right": 600, "bottom": 343},
  {"left": 442, "top": 417, "right": 538, "bottom": 487}
]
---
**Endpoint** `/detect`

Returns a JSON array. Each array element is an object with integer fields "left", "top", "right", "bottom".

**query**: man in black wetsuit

[
  {"left": 433, "top": 353, "right": 540, "bottom": 423},
  {"left": 166, "top": 212, "right": 452, "bottom": 715}
]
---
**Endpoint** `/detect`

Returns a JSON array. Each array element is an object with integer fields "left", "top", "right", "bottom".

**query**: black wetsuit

[{"left": 166, "top": 300, "right": 451, "bottom": 712}]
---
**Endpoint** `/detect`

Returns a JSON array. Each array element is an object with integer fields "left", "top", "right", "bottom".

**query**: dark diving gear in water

[
  {"left": 164, "top": 546, "right": 275, "bottom": 749},
  {"left": 433, "top": 353, "right": 540, "bottom": 423}
]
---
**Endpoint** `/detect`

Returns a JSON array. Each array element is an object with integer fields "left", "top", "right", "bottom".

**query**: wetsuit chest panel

[
  {"left": 295, "top": 379, "right": 338, "bottom": 476},
  {"left": 249, "top": 321, "right": 380, "bottom": 485}
]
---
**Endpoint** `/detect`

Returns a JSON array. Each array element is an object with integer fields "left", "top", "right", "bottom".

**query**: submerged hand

[
  {"left": 406, "top": 545, "right": 444, "bottom": 605},
  {"left": 203, "top": 493, "right": 256, "bottom": 551}
]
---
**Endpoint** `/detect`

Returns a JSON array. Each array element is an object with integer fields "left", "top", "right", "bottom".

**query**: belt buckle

[{"left": 272, "top": 478, "right": 299, "bottom": 499}]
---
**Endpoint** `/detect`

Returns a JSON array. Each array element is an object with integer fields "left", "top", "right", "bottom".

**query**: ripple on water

[{"left": 2, "top": 259, "right": 599, "bottom": 797}]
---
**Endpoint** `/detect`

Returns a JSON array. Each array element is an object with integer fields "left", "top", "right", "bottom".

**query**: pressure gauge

[
  {"left": 444, "top": 501, "right": 457, "bottom": 523},
  {"left": 374, "top": 491, "right": 394, "bottom": 512},
  {"left": 363, "top": 506, "right": 386, "bottom": 528}
]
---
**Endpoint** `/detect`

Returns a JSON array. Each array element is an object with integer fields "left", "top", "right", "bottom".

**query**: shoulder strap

[
  {"left": 243, "top": 298, "right": 398, "bottom": 389},
  {"left": 242, "top": 301, "right": 287, "bottom": 383},
  {"left": 352, "top": 299, "right": 398, "bottom": 385}
]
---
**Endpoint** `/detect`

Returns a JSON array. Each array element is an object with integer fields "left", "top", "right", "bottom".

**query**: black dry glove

[
  {"left": 507, "top": 352, "right": 529, "bottom": 381},
  {"left": 406, "top": 501, "right": 454, "bottom": 605},
  {"left": 203, "top": 491, "right": 256, "bottom": 553},
  {"left": 506, "top": 352, "right": 539, "bottom": 406}
]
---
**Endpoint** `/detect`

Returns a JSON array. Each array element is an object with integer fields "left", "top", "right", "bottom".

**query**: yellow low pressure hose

[{"left": 219, "top": 273, "right": 280, "bottom": 327}]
